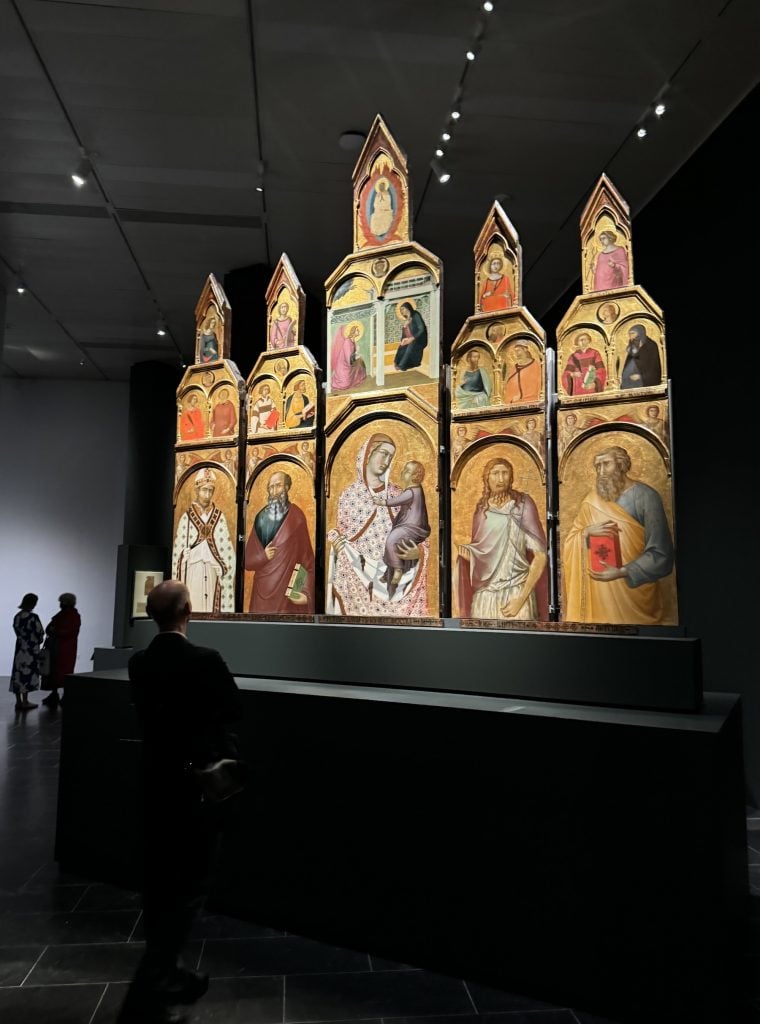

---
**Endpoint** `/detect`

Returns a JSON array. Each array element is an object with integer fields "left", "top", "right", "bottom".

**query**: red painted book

[{"left": 587, "top": 528, "right": 622, "bottom": 572}]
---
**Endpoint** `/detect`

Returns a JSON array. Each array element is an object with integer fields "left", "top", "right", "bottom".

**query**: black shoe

[{"left": 42, "top": 692, "right": 59, "bottom": 707}]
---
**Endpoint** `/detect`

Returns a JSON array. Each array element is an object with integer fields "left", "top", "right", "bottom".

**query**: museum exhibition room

[{"left": 0, "top": 1, "right": 759, "bottom": 1022}]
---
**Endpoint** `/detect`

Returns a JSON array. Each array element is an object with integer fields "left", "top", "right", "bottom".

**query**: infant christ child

[{"left": 373, "top": 461, "right": 431, "bottom": 600}]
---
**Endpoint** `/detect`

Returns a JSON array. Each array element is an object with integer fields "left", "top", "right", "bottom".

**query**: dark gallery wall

[
  {"left": 543, "top": 84, "right": 759, "bottom": 798},
  {"left": 0, "top": 379, "right": 129, "bottom": 676},
  {"left": 640, "top": 85, "right": 759, "bottom": 799}
]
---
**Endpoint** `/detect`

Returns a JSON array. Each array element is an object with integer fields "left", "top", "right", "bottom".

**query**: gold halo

[
  {"left": 395, "top": 298, "right": 416, "bottom": 320},
  {"left": 345, "top": 320, "right": 364, "bottom": 341},
  {"left": 375, "top": 176, "right": 390, "bottom": 192}
]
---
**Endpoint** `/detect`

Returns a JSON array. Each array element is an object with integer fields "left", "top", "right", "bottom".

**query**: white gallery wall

[{"left": 0, "top": 378, "right": 129, "bottom": 677}]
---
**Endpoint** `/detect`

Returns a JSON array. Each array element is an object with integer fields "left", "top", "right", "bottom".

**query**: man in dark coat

[{"left": 119, "top": 580, "right": 243, "bottom": 1023}]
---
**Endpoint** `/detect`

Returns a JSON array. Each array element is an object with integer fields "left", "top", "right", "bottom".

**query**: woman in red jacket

[{"left": 42, "top": 593, "right": 81, "bottom": 708}]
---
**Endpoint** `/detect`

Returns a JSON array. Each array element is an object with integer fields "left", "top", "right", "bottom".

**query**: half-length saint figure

[
  {"left": 270, "top": 301, "right": 296, "bottom": 350},
  {"left": 502, "top": 342, "right": 541, "bottom": 404},
  {"left": 394, "top": 302, "right": 427, "bottom": 372},
  {"left": 479, "top": 255, "right": 515, "bottom": 312},
  {"left": 211, "top": 387, "right": 237, "bottom": 437},
  {"left": 172, "top": 468, "right": 235, "bottom": 613},
  {"left": 561, "top": 333, "right": 607, "bottom": 396},
  {"left": 457, "top": 457, "right": 548, "bottom": 620},
  {"left": 179, "top": 393, "right": 205, "bottom": 442},
  {"left": 284, "top": 378, "right": 316, "bottom": 429},
  {"left": 621, "top": 325, "right": 661, "bottom": 390},
  {"left": 643, "top": 405, "right": 667, "bottom": 443},
  {"left": 250, "top": 383, "right": 279, "bottom": 433},
  {"left": 328, "top": 434, "right": 429, "bottom": 615},
  {"left": 245, "top": 470, "right": 315, "bottom": 613},
  {"left": 455, "top": 349, "right": 492, "bottom": 409},
  {"left": 331, "top": 322, "right": 367, "bottom": 391},
  {"left": 198, "top": 312, "right": 220, "bottom": 363},
  {"left": 522, "top": 417, "right": 544, "bottom": 450},
  {"left": 563, "top": 445, "right": 674, "bottom": 625},
  {"left": 589, "top": 230, "right": 630, "bottom": 292}
]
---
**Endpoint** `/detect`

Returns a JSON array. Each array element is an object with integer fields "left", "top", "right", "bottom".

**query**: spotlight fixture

[
  {"left": 255, "top": 186, "right": 264, "bottom": 193},
  {"left": 441, "top": 131, "right": 451, "bottom": 141},
  {"left": 431, "top": 158, "right": 451, "bottom": 184},
  {"left": 16, "top": 284, "right": 25, "bottom": 294},
  {"left": 435, "top": 148, "right": 444, "bottom": 158},
  {"left": 466, "top": 49, "right": 476, "bottom": 61},
  {"left": 636, "top": 126, "right": 648, "bottom": 139},
  {"left": 483, "top": 0, "right": 494, "bottom": 11},
  {"left": 654, "top": 102, "right": 667, "bottom": 117},
  {"left": 450, "top": 110, "right": 461, "bottom": 121},
  {"left": 157, "top": 328, "right": 167, "bottom": 337},
  {"left": 71, "top": 156, "right": 91, "bottom": 188}
]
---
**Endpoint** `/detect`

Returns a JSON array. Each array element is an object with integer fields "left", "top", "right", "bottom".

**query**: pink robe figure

[
  {"left": 593, "top": 246, "right": 629, "bottom": 291},
  {"left": 330, "top": 326, "right": 367, "bottom": 391}
]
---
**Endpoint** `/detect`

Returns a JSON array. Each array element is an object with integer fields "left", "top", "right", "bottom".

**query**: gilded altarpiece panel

[
  {"left": 556, "top": 176, "right": 678, "bottom": 625},
  {"left": 173, "top": 274, "right": 244, "bottom": 614},
  {"left": 324, "top": 115, "right": 442, "bottom": 618},
  {"left": 449, "top": 204, "right": 549, "bottom": 622},
  {"left": 243, "top": 255, "right": 320, "bottom": 615}
]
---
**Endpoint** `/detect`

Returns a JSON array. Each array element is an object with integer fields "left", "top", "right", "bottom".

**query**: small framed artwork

[{"left": 132, "top": 571, "right": 164, "bottom": 618}]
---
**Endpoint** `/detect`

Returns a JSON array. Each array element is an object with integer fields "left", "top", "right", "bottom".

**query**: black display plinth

[
  {"left": 95, "top": 617, "right": 702, "bottom": 712},
  {"left": 55, "top": 670, "right": 747, "bottom": 1024}
]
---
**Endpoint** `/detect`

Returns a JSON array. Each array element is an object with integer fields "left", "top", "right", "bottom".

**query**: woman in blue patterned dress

[{"left": 10, "top": 593, "right": 44, "bottom": 712}]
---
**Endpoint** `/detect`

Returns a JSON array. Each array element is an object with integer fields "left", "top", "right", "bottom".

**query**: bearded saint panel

[
  {"left": 243, "top": 459, "right": 316, "bottom": 614},
  {"left": 451, "top": 443, "right": 548, "bottom": 621},
  {"left": 558, "top": 431, "right": 677, "bottom": 626},
  {"left": 325, "top": 423, "right": 438, "bottom": 618},
  {"left": 172, "top": 465, "right": 237, "bottom": 613}
]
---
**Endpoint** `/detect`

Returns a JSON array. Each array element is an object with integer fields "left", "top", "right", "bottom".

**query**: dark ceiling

[{"left": 1, "top": 0, "right": 758, "bottom": 381}]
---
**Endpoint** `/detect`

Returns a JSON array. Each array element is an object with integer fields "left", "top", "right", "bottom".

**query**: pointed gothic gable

[
  {"left": 352, "top": 114, "right": 411, "bottom": 252},
  {"left": 580, "top": 175, "right": 634, "bottom": 295},
  {"left": 194, "top": 273, "right": 232, "bottom": 364},
  {"left": 473, "top": 201, "right": 523, "bottom": 312},
  {"left": 265, "top": 253, "right": 306, "bottom": 352}
]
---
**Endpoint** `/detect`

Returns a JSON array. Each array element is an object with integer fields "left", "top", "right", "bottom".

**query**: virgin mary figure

[{"left": 327, "top": 433, "right": 429, "bottom": 617}]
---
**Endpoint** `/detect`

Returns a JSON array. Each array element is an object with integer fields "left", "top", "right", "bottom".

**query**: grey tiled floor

[{"left": 1, "top": 687, "right": 756, "bottom": 1024}]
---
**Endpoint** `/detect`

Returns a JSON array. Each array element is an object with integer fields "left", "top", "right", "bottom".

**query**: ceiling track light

[
  {"left": 16, "top": 284, "right": 26, "bottom": 294},
  {"left": 654, "top": 102, "right": 667, "bottom": 117},
  {"left": 483, "top": 1, "right": 494, "bottom": 11},
  {"left": 636, "top": 126, "right": 648, "bottom": 139},
  {"left": 435, "top": 148, "right": 444, "bottom": 158},
  {"left": 450, "top": 110, "right": 461, "bottom": 121},
  {"left": 441, "top": 131, "right": 451, "bottom": 142},
  {"left": 71, "top": 156, "right": 92, "bottom": 188},
  {"left": 430, "top": 157, "right": 451, "bottom": 184}
]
